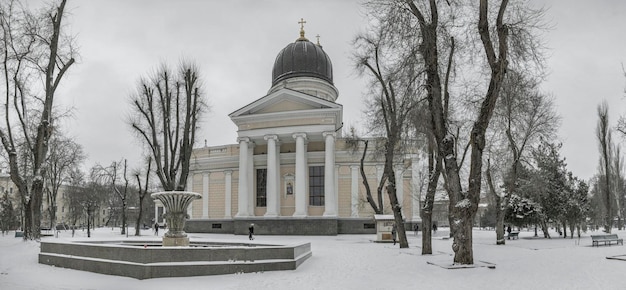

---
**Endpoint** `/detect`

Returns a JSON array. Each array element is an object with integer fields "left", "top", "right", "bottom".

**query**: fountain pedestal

[{"left": 151, "top": 191, "right": 202, "bottom": 247}]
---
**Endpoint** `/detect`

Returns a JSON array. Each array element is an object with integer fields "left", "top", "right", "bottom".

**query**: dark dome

[{"left": 272, "top": 39, "right": 333, "bottom": 86}]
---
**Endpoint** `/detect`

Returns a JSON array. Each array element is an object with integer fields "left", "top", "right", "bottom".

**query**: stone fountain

[
  {"left": 39, "top": 190, "right": 312, "bottom": 279},
  {"left": 151, "top": 191, "right": 202, "bottom": 246}
]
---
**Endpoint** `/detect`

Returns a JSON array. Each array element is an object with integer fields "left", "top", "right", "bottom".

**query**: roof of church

[{"left": 271, "top": 20, "right": 333, "bottom": 86}]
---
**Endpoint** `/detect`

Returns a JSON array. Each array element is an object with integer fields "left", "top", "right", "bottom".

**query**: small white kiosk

[{"left": 374, "top": 214, "right": 396, "bottom": 242}]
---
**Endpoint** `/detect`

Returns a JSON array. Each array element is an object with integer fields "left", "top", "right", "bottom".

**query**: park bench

[
  {"left": 507, "top": 231, "right": 519, "bottom": 240},
  {"left": 40, "top": 228, "right": 54, "bottom": 237},
  {"left": 591, "top": 234, "right": 623, "bottom": 247}
]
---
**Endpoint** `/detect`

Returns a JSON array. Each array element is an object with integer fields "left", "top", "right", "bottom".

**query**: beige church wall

[
  {"left": 355, "top": 164, "right": 391, "bottom": 217},
  {"left": 280, "top": 143, "right": 296, "bottom": 153},
  {"left": 191, "top": 174, "right": 203, "bottom": 218},
  {"left": 308, "top": 206, "right": 324, "bottom": 216},
  {"left": 208, "top": 171, "right": 225, "bottom": 218},
  {"left": 307, "top": 141, "right": 325, "bottom": 152},
  {"left": 336, "top": 165, "right": 352, "bottom": 217}
]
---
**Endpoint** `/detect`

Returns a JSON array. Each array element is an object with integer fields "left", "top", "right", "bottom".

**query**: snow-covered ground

[{"left": 1, "top": 227, "right": 625, "bottom": 289}]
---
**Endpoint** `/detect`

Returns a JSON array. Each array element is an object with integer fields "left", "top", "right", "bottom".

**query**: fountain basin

[{"left": 39, "top": 239, "right": 312, "bottom": 279}]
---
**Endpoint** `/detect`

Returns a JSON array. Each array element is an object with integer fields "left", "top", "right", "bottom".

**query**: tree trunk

[
  {"left": 541, "top": 220, "right": 550, "bottom": 238},
  {"left": 495, "top": 198, "right": 505, "bottom": 245},
  {"left": 135, "top": 196, "right": 144, "bottom": 236},
  {"left": 120, "top": 200, "right": 126, "bottom": 235},
  {"left": 421, "top": 213, "right": 433, "bottom": 254},
  {"left": 486, "top": 161, "right": 505, "bottom": 245},
  {"left": 87, "top": 211, "right": 91, "bottom": 238},
  {"left": 385, "top": 154, "right": 408, "bottom": 248},
  {"left": 421, "top": 141, "right": 441, "bottom": 254}
]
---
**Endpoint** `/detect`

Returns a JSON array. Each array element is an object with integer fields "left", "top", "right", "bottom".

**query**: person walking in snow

[
  {"left": 248, "top": 223, "right": 255, "bottom": 240},
  {"left": 154, "top": 223, "right": 159, "bottom": 236},
  {"left": 391, "top": 224, "right": 397, "bottom": 245}
]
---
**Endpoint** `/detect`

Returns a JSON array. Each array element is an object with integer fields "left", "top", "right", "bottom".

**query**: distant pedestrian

[
  {"left": 507, "top": 225, "right": 512, "bottom": 235},
  {"left": 433, "top": 223, "right": 437, "bottom": 233},
  {"left": 414, "top": 224, "right": 419, "bottom": 236},
  {"left": 391, "top": 224, "right": 397, "bottom": 245},
  {"left": 154, "top": 223, "right": 159, "bottom": 236},
  {"left": 248, "top": 223, "right": 255, "bottom": 240}
]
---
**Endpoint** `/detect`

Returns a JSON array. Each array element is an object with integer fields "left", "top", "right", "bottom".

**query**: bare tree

[
  {"left": 134, "top": 157, "right": 152, "bottom": 236},
  {"left": 0, "top": 0, "right": 76, "bottom": 240},
  {"left": 401, "top": 0, "right": 544, "bottom": 264},
  {"left": 93, "top": 160, "right": 131, "bottom": 235},
  {"left": 613, "top": 145, "right": 625, "bottom": 230},
  {"left": 344, "top": 128, "right": 386, "bottom": 214},
  {"left": 409, "top": 102, "right": 442, "bottom": 254},
  {"left": 44, "top": 135, "right": 85, "bottom": 230},
  {"left": 353, "top": 18, "right": 423, "bottom": 248},
  {"left": 129, "top": 62, "right": 207, "bottom": 191},
  {"left": 490, "top": 71, "right": 559, "bottom": 244},
  {"left": 597, "top": 101, "right": 614, "bottom": 233},
  {"left": 65, "top": 169, "right": 106, "bottom": 238}
]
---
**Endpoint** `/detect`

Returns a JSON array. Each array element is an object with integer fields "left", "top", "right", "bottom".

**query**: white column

[
  {"left": 275, "top": 141, "right": 282, "bottom": 215},
  {"left": 264, "top": 135, "right": 278, "bottom": 217},
  {"left": 323, "top": 132, "right": 337, "bottom": 216},
  {"left": 350, "top": 165, "right": 359, "bottom": 217},
  {"left": 202, "top": 172, "right": 210, "bottom": 218},
  {"left": 293, "top": 133, "right": 307, "bottom": 217},
  {"left": 224, "top": 170, "right": 232, "bottom": 218},
  {"left": 395, "top": 165, "right": 404, "bottom": 218},
  {"left": 335, "top": 165, "right": 339, "bottom": 215},
  {"left": 236, "top": 137, "right": 250, "bottom": 217},
  {"left": 411, "top": 155, "right": 423, "bottom": 222},
  {"left": 247, "top": 141, "right": 255, "bottom": 216}
]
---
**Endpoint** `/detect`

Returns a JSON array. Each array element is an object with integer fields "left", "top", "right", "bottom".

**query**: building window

[
  {"left": 256, "top": 168, "right": 267, "bottom": 207},
  {"left": 309, "top": 166, "right": 324, "bottom": 206}
]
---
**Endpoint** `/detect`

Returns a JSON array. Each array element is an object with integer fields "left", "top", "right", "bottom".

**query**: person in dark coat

[
  {"left": 248, "top": 223, "right": 255, "bottom": 240},
  {"left": 154, "top": 223, "right": 159, "bottom": 235},
  {"left": 391, "top": 224, "right": 397, "bottom": 245}
]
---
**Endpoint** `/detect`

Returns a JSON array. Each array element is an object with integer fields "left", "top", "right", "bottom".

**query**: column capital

[
  {"left": 237, "top": 136, "right": 250, "bottom": 143},
  {"left": 292, "top": 132, "right": 307, "bottom": 140},
  {"left": 224, "top": 169, "right": 233, "bottom": 175},
  {"left": 264, "top": 134, "right": 278, "bottom": 141},
  {"left": 322, "top": 131, "right": 336, "bottom": 138},
  {"left": 350, "top": 165, "right": 360, "bottom": 170}
]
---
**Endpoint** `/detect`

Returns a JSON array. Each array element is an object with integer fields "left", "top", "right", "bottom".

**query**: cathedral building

[{"left": 169, "top": 25, "right": 425, "bottom": 235}]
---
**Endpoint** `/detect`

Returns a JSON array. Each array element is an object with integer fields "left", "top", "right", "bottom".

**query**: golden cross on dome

[
  {"left": 298, "top": 18, "right": 306, "bottom": 30},
  {"left": 316, "top": 34, "right": 320, "bottom": 45},
  {"left": 297, "top": 18, "right": 308, "bottom": 40}
]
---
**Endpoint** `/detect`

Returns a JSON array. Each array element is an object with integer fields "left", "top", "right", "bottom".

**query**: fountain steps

[{"left": 39, "top": 240, "right": 312, "bottom": 279}]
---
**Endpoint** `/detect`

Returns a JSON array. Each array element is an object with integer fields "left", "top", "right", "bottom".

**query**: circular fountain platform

[{"left": 39, "top": 238, "right": 312, "bottom": 279}]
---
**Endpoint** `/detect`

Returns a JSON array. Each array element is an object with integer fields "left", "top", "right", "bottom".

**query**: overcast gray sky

[{"left": 52, "top": 0, "right": 625, "bottom": 181}]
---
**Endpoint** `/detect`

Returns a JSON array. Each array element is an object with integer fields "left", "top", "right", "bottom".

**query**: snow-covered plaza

[{"left": 1, "top": 227, "right": 625, "bottom": 289}]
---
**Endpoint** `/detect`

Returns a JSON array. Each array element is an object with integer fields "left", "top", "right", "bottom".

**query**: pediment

[{"left": 229, "top": 88, "right": 341, "bottom": 118}]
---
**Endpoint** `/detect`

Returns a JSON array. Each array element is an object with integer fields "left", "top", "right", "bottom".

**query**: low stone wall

[
  {"left": 186, "top": 218, "right": 382, "bottom": 235},
  {"left": 39, "top": 240, "right": 311, "bottom": 279}
]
